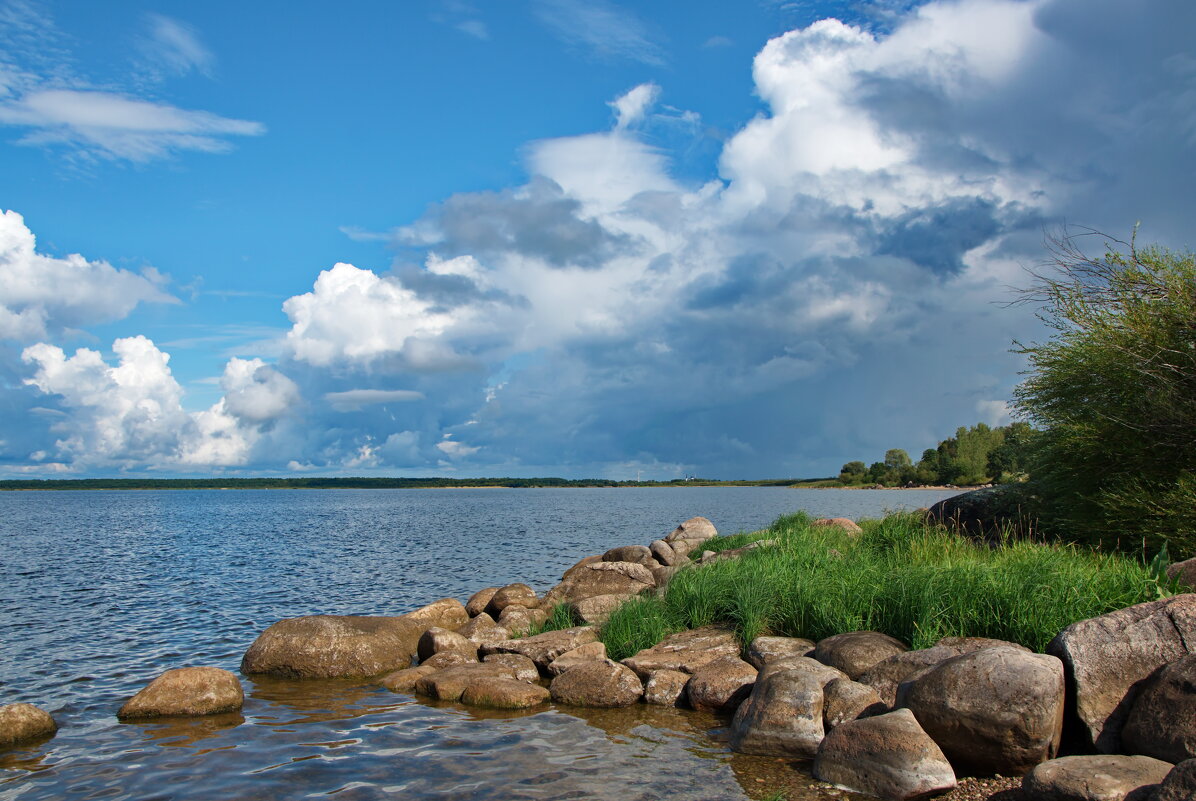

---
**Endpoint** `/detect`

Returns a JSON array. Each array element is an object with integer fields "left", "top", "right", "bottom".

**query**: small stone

[
  {"left": 811, "top": 518, "right": 863, "bottom": 534},
  {"left": 117, "top": 667, "right": 243, "bottom": 720},
  {"left": 644, "top": 670, "right": 690, "bottom": 707}
]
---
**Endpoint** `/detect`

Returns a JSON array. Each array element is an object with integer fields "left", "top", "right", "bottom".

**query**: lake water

[{"left": 0, "top": 487, "right": 960, "bottom": 801}]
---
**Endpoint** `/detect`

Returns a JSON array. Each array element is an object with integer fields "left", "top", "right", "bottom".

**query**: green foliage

[
  {"left": 838, "top": 460, "right": 867, "bottom": 482},
  {"left": 528, "top": 603, "right": 580, "bottom": 637},
  {"left": 598, "top": 512, "right": 1166, "bottom": 657},
  {"left": 1013, "top": 232, "right": 1196, "bottom": 555}
]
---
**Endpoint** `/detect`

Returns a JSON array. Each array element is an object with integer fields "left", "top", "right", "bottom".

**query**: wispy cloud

[
  {"left": 137, "top": 14, "right": 214, "bottom": 80},
  {"left": 533, "top": 0, "right": 666, "bottom": 66}
]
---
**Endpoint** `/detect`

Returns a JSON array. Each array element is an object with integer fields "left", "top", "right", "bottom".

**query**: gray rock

[
  {"left": 746, "top": 635, "right": 816, "bottom": 669},
  {"left": 1022, "top": 755, "right": 1173, "bottom": 801},
  {"left": 417, "top": 627, "right": 477, "bottom": 662},
  {"left": 117, "top": 666, "right": 244, "bottom": 720},
  {"left": 546, "top": 641, "right": 608, "bottom": 676},
  {"left": 1167, "top": 558, "right": 1196, "bottom": 591},
  {"left": 813, "top": 709, "right": 957, "bottom": 801},
  {"left": 0, "top": 703, "right": 57, "bottom": 748},
  {"left": 1154, "top": 759, "right": 1196, "bottom": 801},
  {"left": 815, "top": 631, "right": 908, "bottom": 679},
  {"left": 823, "top": 677, "right": 885, "bottom": 730},
  {"left": 571, "top": 594, "right": 632, "bottom": 625},
  {"left": 859, "top": 639, "right": 1029, "bottom": 708},
  {"left": 482, "top": 653, "right": 540, "bottom": 683},
  {"left": 730, "top": 667, "right": 826, "bottom": 757},
  {"left": 685, "top": 656, "right": 757, "bottom": 713},
  {"left": 549, "top": 659, "right": 643, "bottom": 707},
  {"left": 621, "top": 625, "right": 741, "bottom": 679},
  {"left": 1122, "top": 652, "right": 1196, "bottom": 763},
  {"left": 480, "top": 626, "right": 599, "bottom": 670},
  {"left": 1046, "top": 594, "right": 1196, "bottom": 752},
  {"left": 643, "top": 669, "right": 690, "bottom": 707},
  {"left": 602, "top": 545, "right": 657, "bottom": 567}
]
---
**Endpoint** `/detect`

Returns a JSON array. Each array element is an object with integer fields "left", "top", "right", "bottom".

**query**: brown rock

[
  {"left": 547, "top": 642, "right": 608, "bottom": 676},
  {"left": 665, "top": 516, "right": 718, "bottom": 544},
  {"left": 686, "top": 656, "right": 757, "bottom": 713},
  {"left": 465, "top": 587, "right": 499, "bottom": 617},
  {"left": 0, "top": 703, "right": 57, "bottom": 748},
  {"left": 1122, "top": 652, "right": 1196, "bottom": 763},
  {"left": 747, "top": 636, "right": 816, "bottom": 669},
  {"left": 420, "top": 650, "right": 476, "bottom": 670},
  {"left": 497, "top": 605, "right": 548, "bottom": 637},
  {"left": 650, "top": 539, "right": 680, "bottom": 566},
  {"left": 602, "top": 545, "right": 657, "bottom": 567},
  {"left": 117, "top": 667, "right": 244, "bottom": 719},
  {"left": 811, "top": 517, "right": 863, "bottom": 534},
  {"left": 549, "top": 659, "right": 643, "bottom": 708},
  {"left": 460, "top": 677, "right": 550, "bottom": 710},
  {"left": 621, "top": 626, "right": 741, "bottom": 679},
  {"left": 381, "top": 665, "right": 439, "bottom": 693},
  {"left": 417, "top": 627, "right": 477, "bottom": 662},
  {"left": 859, "top": 639, "right": 1027, "bottom": 709},
  {"left": 1022, "top": 755, "right": 1173, "bottom": 801},
  {"left": 1167, "top": 558, "right": 1196, "bottom": 591},
  {"left": 813, "top": 709, "right": 957, "bottom": 801},
  {"left": 481, "top": 653, "right": 540, "bottom": 683},
  {"left": 934, "top": 636, "right": 1030, "bottom": 653},
  {"left": 1046, "top": 594, "right": 1196, "bottom": 752},
  {"left": 898, "top": 646, "right": 1065, "bottom": 776},
  {"left": 572, "top": 594, "right": 632, "bottom": 625},
  {"left": 415, "top": 663, "right": 518, "bottom": 701},
  {"left": 758, "top": 655, "right": 848, "bottom": 684},
  {"left": 650, "top": 563, "right": 687, "bottom": 587},
  {"left": 815, "top": 631, "right": 908, "bottom": 679},
  {"left": 699, "top": 540, "right": 780, "bottom": 564},
  {"left": 480, "top": 626, "right": 599, "bottom": 670},
  {"left": 241, "top": 599, "right": 468, "bottom": 679},
  {"left": 730, "top": 668, "right": 826, "bottom": 757},
  {"left": 541, "top": 562, "right": 655, "bottom": 606},
  {"left": 485, "top": 583, "right": 539, "bottom": 617},
  {"left": 823, "top": 677, "right": 885, "bottom": 730},
  {"left": 644, "top": 669, "right": 690, "bottom": 707},
  {"left": 1154, "top": 759, "right": 1196, "bottom": 801},
  {"left": 456, "top": 613, "right": 509, "bottom": 646}
]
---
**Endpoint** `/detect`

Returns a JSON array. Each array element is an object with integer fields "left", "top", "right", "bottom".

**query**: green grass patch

[{"left": 597, "top": 511, "right": 1171, "bottom": 658}]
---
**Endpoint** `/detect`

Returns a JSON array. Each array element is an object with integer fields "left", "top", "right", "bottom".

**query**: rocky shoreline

[{"left": 4, "top": 514, "right": 1195, "bottom": 801}]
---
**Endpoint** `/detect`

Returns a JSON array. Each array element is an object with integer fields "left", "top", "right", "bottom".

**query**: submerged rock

[
  {"left": 0, "top": 703, "right": 57, "bottom": 748},
  {"left": 117, "top": 667, "right": 243, "bottom": 720},
  {"left": 461, "top": 677, "right": 550, "bottom": 710}
]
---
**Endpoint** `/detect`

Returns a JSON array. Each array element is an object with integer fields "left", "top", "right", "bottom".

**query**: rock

[
  {"left": 651, "top": 563, "right": 687, "bottom": 587},
  {"left": 460, "top": 677, "right": 550, "bottom": 710},
  {"left": 644, "top": 670, "right": 690, "bottom": 707},
  {"left": 1154, "top": 760, "right": 1196, "bottom": 801},
  {"left": 811, "top": 518, "right": 863, "bottom": 535},
  {"left": 1167, "top": 558, "right": 1196, "bottom": 591},
  {"left": 686, "top": 656, "right": 757, "bottom": 713},
  {"left": 542, "top": 561, "right": 655, "bottom": 606},
  {"left": 482, "top": 653, "right": 540, "bottom": 683},
  {"left": 572, "top": 594, "right": 632, "bottom": 626},
  {"left": 550, "top": 659, "right": 643, "bottom": 707},
  {"left": 650, "top": 539, "right": 680, "bottom": 566},
  {"left": 546, "top": 642, "right": 607, "bottom": 676},
  {"left": 815, "top": 631, "right": 909, "bottom": 679},
  {"left": 497, "top": 605, "right": 548, "bottom": 637},
  {"left": 926, "top": 484, "right": 1034, "bottom": 539},
  {"left": 117, "top": 667, "right": 243, "bottom": 720},
  {"left": 747, "top": 636, "right": 816, "bottom": 669},
  {"left": 242, "top": 599, "right": 468, "bottom": 679},
  {"left": 935, "top": 636, "right": 1030, "bottom": 653},
  {"left": 1022, "top": 755, "right": 1172, "bottom": 801},
  {"left": 382, "top": 665, "right": 439, "bottom": 693},
  {"left": 700, "top": 540, "right": 779, "bottom": 564},
  {"left": 859, "top": 638, "right": 1029, "bottom": 708},
  {"left": 0, "top": 703, "right": 57, "bottom": 748},
  {"left": 602, "top": 545, "right": 657, "bottom": 567},
  {"left": 664, "top": 517, "right": 718, "bottom": 558},
  {"left": 415, "top": 663, "right": 518, "bottom": 701},
  {"left": 621, "top": 626, "right": 741, "bottom": 679},
  {"left": 758, "top": 655, "right": 848, "bottom": 684},
  {"left": 456, "top": 614, "right": 509, "bottom": 646},
  {"left": 898, "top": 646, "right": 1065, "bottom": 776},
  {"left": 421, "top": 650, "right": 476, "bottom": 670},
  {"left": 730, "top": 668, "right": 827, "bottom": 757},
  {"left": 480, "top": 626, "right": 599, "bottom": 670},
  {"left": 1122, "top": 652, "right": 1196, "bottom": 763},
  {"left": 823, "top": 677, "right": 885, "bottom": 730},
  {"left": 417, "top": 627, "right": 477, "bottom": 662},
  {"left": 1046, "top": 594, "right": 1196, "bottom": 752},
  {"left": 485, "top": 583, "right": 539, "bottom": 617},
  {"left": 813, "top": 709, "right": 957, "bottom": 801},
  {"left": 559, "top": 555, "right": 604, "bottom": 581},
  {"left": 465, "top": 587, "right": 499, "bottom": 617}
]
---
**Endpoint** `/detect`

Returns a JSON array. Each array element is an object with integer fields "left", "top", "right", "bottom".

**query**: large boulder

[
  {"left": 859, "top": 638, "right": 1029, "bottom": 708},
  {"left": 1046, "top": 594, "right": 1196, "bottom": 752},
  {"left": 546, "top": 642, "right": 607, "bottom": 676},
  {"left": 242, "top": 599, "right": 468, "bottom": 678},
  {"left": 481, "top": 653, "right": 540, "bottom": 683},
  {"left": 663, "top": 516, "right": 718, "bottom": 558},
  {"left": 415, "top": 663, "right": 518, "bottom": 701},
  {"left": 460, "top": 677, "right": 550, "bottom": 710},
  {"left": 485, "top": 583, "right": 539, "bottom": 617},
  {"left": 1167, "top": 558, "right": 1196, "bottom": 591},
  {"left": 813, "top": 709, "right": 956, "bottom": 801},
  {"left": 480, "top": 626, "right": 599, "bottom": 670},
  {"left": 542, "top": 562, "right": 655, "bottom": 606},
  {"left": 1154, "top": 760, "right": 1196, "bottom": 801},
  {"left": 0, "top": 703, "right": 57, "bottom": 748},
  {"left": 465, "top": 587, "right": 499, "bottom": 617},
  {"left": 496, "top": 605, "right": 548, "bottom": 637},
  {"left": 117, "top": 667, "right": 244, "bottom": 720},
  {"left": 898, "top": 646, "right": 1064, "bottom": 776},
  {"left": 572, "top": 594, "right": 632, "bottom": 626},
  {"left": 621, "top": 626, "right": 741, "bottom": 679},
  {"left": 815, "top": 631, "right": 908, "bottom": 679},
  {"left": 685, "top": 656, "right": 757, "bottom": 713},
  {"left": 1021, "top": 755, "right": 1173, "bottom": 801},
  {"left": 549, "top": 660, "right": 643, "bottom": 707},
  {"left": 926, "top": 484, "right": 1034, "bottom": 539},
  {"left": 758, "top": 655, "right": 847, "bottom": 684},
  {"left": 746, "top": 636, "right": 815, "bottom": 669},
  {"left": 417, "top": 627, "right": 477, "bottom": 662},
  {"left": 823, "top": 677, "right": 885, "bottom": 730},
  {"left": 729, "top": 664, "right": 830, "bottom": 757},
  {"left": 1121, "top": 652, "right": 1196, "bottom": 763}
]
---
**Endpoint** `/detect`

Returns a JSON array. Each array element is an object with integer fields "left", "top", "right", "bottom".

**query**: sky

[{"left": 1, "top": 0, "right": 1193, "bottom": 480}]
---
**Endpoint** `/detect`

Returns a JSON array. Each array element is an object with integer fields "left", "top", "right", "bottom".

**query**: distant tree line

[{"left": 0, "top": 476, "right": 805, "bottom": 491}]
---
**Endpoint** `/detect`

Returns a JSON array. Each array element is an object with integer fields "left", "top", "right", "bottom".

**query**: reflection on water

[{"left": 0, "top": 488, "right": 948, "bottom": 800}]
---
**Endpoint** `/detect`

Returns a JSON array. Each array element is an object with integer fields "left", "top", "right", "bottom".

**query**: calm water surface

[{"left": 0, "top": 487, "right": 960, "bottom": 801}]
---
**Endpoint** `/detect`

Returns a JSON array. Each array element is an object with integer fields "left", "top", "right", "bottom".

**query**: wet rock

[
  {"left": 897, "top": 646, "right": 1064, "bottom": 776},
  {"left": 465, "top": 587, "right": 499, "bottom": 617},
  {"left": 417, "top": 627, "right": 477, "bottom": 662},
  {"left": 572, "top": 594, "right": 632, "bottom": 626},
  {"left": 686, "top": 656, "right": 757, "bottom": 713},
  {"left": 1022, "top": 755, "right": 1173, "bottom": 801},
  {"left": 644, "top": 670, "right": 690, "bottom": 707},
  {"left": 823, "top": 677, "right": 885, "bottom": 730},
  {"left": 0, "top": 703, "right": 57, "bottom": 748},
  {"left": 1167, "top": 558, "right": 1196, "bottom": 591},
  {"left": 811, "top": 517, "right": 863, "bottom": 535},
  {"left": 746, "top": 636, "right": 816, "bottom": 669},
  {"left": 621, "top": 626, "right": 741, "bottom": 679},
  {"left": 485, "top": 583, "right": 539, "bottom": 617},
  {"left": 382, "top": 665, "right": 439, "bottom": 693},
  {"left": 241, "top": 599, "right": 468, "bottom": 679},
  {"left": 1122, "top": 652, "right": 1196, "bottom": 763},
  {"left": 460, "top": 677, "right": 550, "bottom": 710},
  {"left": 480, "top": 626, "right": 599, "bottom": 670},
  {"left": 730, "top": 667, "right": 827, "bottom": 757},
  {"left": 1046, "top": 594, "right": 1196, "bottom": 752},
  {"left": 497, "top": 605, "right": 548, "bottom": 637},
  {"left": 415, "top": 663, "right": 518, "bottom": 701},
  {"left": 420, "top": 650, "right": 476, "bottom": 670},
  {"left": 549, "top": 659, "right": 643, "bottom": 707},
  {"left": 813, "top": 709, "right": 957, "bottom": 801},
  {"left": 859, "top": 639, "right": 1028, "bottom": 708},
  {"left": 815, "top": 631, "right": 908, "bottom": 679},
  {"left": 602, "top": 545, "right": 657, "bottom": 567},
  {"left": 546, "top": 642, "right": 607, "bottom": 676},
  {"left": 482, "top": 653, "right": 540, "bottom": 683},
  {"left": 1154, "top": 760, "right": 1196, "bottom": 801},
  {"left": 117, "top": 667, "right": 244, "bottom": 719}
]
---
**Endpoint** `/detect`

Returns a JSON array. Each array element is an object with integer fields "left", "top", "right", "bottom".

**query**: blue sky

[{"left": 1, "top": 0, "right": 1193, "bottom": 479}]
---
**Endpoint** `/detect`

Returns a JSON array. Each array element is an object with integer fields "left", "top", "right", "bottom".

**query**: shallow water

[{"left": 0, "top": 487, "right": 959, "bottom": 800}]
